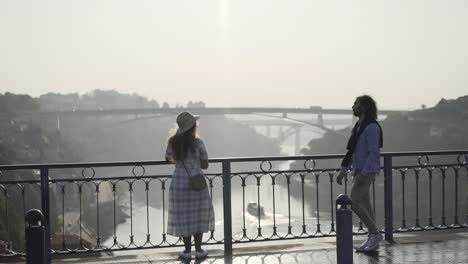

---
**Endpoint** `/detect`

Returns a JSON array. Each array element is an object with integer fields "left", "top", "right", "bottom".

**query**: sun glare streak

[
  {"left": 215, "top": 0, "right": 233, "bottom": 90},
  {"left": 216, "top": 0, "right": 231, "bottom": 37}
]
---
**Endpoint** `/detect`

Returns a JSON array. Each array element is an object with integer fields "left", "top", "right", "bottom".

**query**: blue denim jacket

[{"left": 341, "top": 122, "right": 381, "bottom": 176}]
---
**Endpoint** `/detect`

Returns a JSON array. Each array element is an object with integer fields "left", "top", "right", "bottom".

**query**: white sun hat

[{"left": 176, "top": 111, "right": 200, "bottom": 135}]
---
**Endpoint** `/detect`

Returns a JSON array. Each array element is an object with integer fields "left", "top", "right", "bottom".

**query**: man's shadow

[{"left": 361, "top": 250, "right": 380, "bottom": 264}]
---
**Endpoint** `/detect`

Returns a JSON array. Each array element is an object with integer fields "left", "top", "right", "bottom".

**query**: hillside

[{"left": 297, "top": 95, "right": 468, "bottom": 159}]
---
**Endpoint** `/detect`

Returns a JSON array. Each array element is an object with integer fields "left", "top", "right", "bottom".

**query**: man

[{"left": 336, "top": 95, "right": 383, "bottom": 252}]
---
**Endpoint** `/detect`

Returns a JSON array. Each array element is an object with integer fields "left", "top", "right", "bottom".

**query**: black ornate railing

[{"left": 0, "top": 150, "right": 467, "bottom": 258}]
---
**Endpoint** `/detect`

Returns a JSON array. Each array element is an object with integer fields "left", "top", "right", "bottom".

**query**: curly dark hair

[{"left": 356, "top": 95, "right": 378, "bottom": 120}]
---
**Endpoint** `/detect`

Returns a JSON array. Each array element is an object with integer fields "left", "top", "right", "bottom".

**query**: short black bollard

[
  {"left": 25, "top": 209, "right": 46, "bottom": 264},
  {"left": 336, "top": 194, "right": 353, "bottom": 264}
]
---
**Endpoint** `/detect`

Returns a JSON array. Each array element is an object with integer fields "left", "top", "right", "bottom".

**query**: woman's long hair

[
  {"left": 357, "top": 95, "right": 378, "bottom": 120},
  {"left": 167, "top": 125, "right": 198, "bottom": 160}
]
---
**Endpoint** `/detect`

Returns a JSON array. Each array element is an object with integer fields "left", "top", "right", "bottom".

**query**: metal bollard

[
  {"left": 25, "top": 209, "right": 47, "bottom": 264},
  {"left": 336, "top": 194, "right": 353, "bottom": 264}
]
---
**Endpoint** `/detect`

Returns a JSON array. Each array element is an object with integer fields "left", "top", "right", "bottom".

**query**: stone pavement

[{"left": 3, "top": 229, "right": 468, "bottom": 264}]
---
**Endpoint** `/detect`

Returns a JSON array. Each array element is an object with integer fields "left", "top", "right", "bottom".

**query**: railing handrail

[
  {"left": 0, "top": 150, "right": 468, "bottom": 170},
  {"left": 0, "top": 150, "right": 467, "bottom": 171}
]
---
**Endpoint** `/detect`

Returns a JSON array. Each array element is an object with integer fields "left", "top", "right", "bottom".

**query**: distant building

[{"left": 187, "top": 101, "right": 206, "bottom": 108}]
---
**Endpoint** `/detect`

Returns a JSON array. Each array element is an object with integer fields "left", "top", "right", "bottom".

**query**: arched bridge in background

[{"left": 16, "top": 107, "right": 406, "bottom": 155}]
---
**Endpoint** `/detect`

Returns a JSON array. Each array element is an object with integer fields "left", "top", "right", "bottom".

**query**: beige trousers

[{"left": 350, "top": 173, "right": 378, "bottom": 234}]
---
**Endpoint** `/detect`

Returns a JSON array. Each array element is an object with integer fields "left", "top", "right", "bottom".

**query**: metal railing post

[
  {"left": 25, "top": 209, "right": 46, "bottom": 264},
  {"left": 336, "top": 194, "right": 353, "bottom": 264},
  {"left": 40, "top": 167, "right": 51, "bottom": 264},
  {"left": 383, "top": 156, "right": 394, "bottom": 241},
  {"left": 222, "top": 161, "right": 233, "bottom": 256}
]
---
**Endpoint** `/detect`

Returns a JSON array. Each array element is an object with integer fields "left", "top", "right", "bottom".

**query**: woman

[{"left": 165, "top": 112, "right": 215, "bottom": 260}]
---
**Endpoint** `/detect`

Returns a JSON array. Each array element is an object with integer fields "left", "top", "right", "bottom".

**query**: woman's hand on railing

[
  {"left": 336, "top": 171, "right": 347, "bottom": 185},
  {"left": 165, "top": 156, "right": 175, "bottom": 164},
  {"left": 200, "top": 159, "right": 208, "bottom": 169}
]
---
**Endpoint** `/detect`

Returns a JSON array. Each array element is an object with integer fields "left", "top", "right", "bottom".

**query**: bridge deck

[
  {"left": 5, "top": 229, "right": 466, "bottom": 264},
  {"left": 9, "top": 107, "right": 405, "bottom": 118}
]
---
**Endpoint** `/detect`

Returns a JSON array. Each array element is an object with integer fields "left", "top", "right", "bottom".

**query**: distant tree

[
  {"left": 437, "top": 98, "right": 448, "bottom": 106},
  {"left": 148, "top": 99, "right": 160, "bottom": 108},
  {"left": 0, "top": 195, "right": 24, "bottom": 251},
  {"left": 0, "top": 93, "right": 39, "bottom": 113},
  {"left": 38, "top": 90, "right": 162, "bottom": 110}
]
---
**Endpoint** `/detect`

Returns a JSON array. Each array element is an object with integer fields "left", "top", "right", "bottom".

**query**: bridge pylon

[{"left": 317, "top": 113, "right": 324, "bottom": 127}]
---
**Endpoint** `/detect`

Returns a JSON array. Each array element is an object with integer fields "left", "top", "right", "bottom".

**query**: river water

[{"left": 102, "top": 177, "right": 334, "bottom": 247}]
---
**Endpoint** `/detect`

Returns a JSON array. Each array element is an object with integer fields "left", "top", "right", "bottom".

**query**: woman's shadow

[{"left": 175, "top": 256, "right": 210, "bottom": 264}]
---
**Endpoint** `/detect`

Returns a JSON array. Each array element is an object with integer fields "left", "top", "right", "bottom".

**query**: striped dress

[{"left": 165, "top": 139, "right": 215, "bottom": 237}]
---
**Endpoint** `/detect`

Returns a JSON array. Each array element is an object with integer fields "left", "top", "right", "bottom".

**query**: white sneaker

[
  {"left": 355, "top": 235, "right": 370, "bottom": 252},
  {"left": 178, "top": 251, "right": 191, "bottom": 260},
  {"left": 363, "top": 233, "right": 383, "bottom": 252},
  {"left": 195, "top": 249, "right": 208, "bottom": 259}
]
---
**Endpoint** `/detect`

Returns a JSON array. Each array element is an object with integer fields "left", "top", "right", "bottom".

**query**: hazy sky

[{"left": 1, "top": 0, "right": 467, "bottom": 110}]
